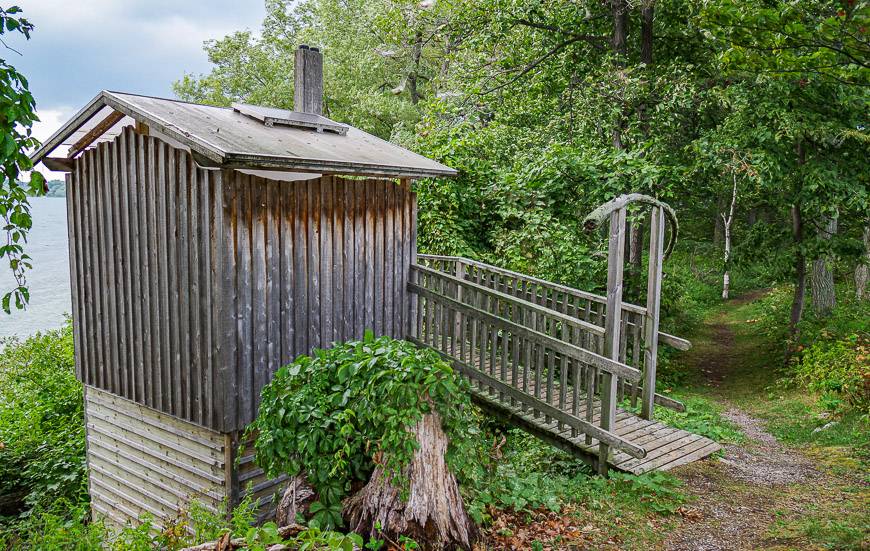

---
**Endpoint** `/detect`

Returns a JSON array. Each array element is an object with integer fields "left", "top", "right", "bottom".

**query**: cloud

[{"left": 7, "top": 1, "right": 266, "bottom": 113}]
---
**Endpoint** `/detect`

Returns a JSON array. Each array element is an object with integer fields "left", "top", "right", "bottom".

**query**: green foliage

[
  {"left": 250, "top": 332, "right": 479, "bottom": 528},
  {"left": 0, "top": 504, "right": 104, "bottom": 550},
  {"left": 795, "top": 334, "right": 869, "bottom": 414},
  {"left": 747, "top": 283, "right": 870, "bottom": 414},
  {"left": 0, "top": 325, "right": 86, "bottom": 524},
  {"left": 0, "top": 5, "right": 44, "bottom": 312},
  {"left": 463, "top": 429, "right": 687, "bottom": 526}
]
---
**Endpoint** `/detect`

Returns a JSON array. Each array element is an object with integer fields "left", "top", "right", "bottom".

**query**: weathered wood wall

[
  {"left": 85, "top": 386, "right": 287, "bottom": 530},
  {"left": 84, "top": 386, "right": 226, "bottom": 531},
  {"left": 69, "top": 127, "right": 225, "bottom": 428},
  {"left": 218, "top": 171, "right": 417, "bottom": 428},
  {"left": 68, "top": 128, "right": 417, "bottom": 432}
]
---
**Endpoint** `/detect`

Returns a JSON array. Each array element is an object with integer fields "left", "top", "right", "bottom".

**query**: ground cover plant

[{"left": 0, "top": 326, "right": 86, "bottom": 525}]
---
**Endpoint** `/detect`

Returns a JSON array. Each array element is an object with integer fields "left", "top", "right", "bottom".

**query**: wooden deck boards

[{"left": 464, "top": 355, "right": 722, "bottom": 474}]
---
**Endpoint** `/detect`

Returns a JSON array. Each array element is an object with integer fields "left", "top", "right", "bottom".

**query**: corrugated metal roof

[{"left": 31, "top": 91, "right": 457, "bottom": 178}]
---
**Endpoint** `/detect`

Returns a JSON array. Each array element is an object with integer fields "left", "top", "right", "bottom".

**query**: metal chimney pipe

[{"left": 294, "top": 45, "right": 323, "bottom": 115}]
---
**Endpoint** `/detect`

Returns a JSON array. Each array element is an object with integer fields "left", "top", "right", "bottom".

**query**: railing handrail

[
  {"left": 408, "top": 276, "right": 642, "bottom": 382},
  {"left": 418, "top": 254, "right": 639, "bottom": 311},
  {"left": 418, "top": 254, "right": 690, "bottom": 351},
  {"left": 412, "top": 263, "right": 606, "bottom": 336},
  {"left": 413, "top": 337, "right": 647, "bottom": 460}
]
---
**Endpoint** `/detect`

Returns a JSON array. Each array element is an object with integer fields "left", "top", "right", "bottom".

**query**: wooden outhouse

[{"left": 31, "top": 46, "right": 456, "bottom": 529}]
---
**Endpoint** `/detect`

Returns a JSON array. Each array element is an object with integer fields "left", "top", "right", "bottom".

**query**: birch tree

[{"left": 720, "top": 171, "right": 737, "bottom": 300}]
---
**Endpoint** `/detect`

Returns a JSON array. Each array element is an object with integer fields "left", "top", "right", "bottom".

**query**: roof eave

[
  {"left": 222, "top": 153, "right": 458, "bottom": 179},
  {"left": 29, "top": 91, "right": 109, "bottom": 164},
  {"left": 102, "top": 92, "right": 225, "bottom": 165}
]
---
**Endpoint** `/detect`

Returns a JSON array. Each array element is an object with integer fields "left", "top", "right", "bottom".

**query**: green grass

[
  {"left": 467, "top": 429, "right": 689, "bottom": 550},
  {"left": 768, "top": 484, "right": 869, "bottom": 551}
]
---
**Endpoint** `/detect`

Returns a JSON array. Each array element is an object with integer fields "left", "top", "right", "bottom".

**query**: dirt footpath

[{"left": 662, "top": 296, "right": 867, "bottom": 551}]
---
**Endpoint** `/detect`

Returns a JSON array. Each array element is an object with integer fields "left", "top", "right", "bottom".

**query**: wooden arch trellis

[{"left": 583, "top": 194, "right": 675, "bottom": 469}]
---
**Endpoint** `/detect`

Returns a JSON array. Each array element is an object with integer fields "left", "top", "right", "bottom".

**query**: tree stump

[
  {"left": 275, "top": 476, "right": 317, "bottom": 528},
  {"left": 343, "top": 411, "right": 477, "bottom": 550}
]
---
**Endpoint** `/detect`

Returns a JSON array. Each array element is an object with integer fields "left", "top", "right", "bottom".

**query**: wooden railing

[
  {"left": 417, "top": 255, "right": 687, "bottom": 414},
  {"left": 408, "top": 262, "right": 648, "bottom": 463}
]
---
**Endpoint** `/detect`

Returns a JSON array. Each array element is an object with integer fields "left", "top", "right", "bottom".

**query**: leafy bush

[
  {"left": 1, "top": 499, "right": 373, "bottom": 551},
  {"left": 795, "top": 335, "right": 869, "bottom": 414},
  {"left": 249, "top": 333, "right": 480, "bottom": 528},
  {"left": 747, "top": 283, "right": 870, "bottom": 414},
  {"left": 0, "top": 325, "right": 87, "bottom": 523}
]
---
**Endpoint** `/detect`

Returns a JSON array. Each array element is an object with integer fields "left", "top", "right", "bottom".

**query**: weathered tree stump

[
  {"left": 275, "top": 476, "right": 317, "bottom": 528},
  {"left": 343, "top": 411, "right": 477, "bottom": 550}
]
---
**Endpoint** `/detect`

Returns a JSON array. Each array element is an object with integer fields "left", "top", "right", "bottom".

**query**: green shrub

[
  {"left": 464, "top": 430, "right": 687, "bottom": 525},
  {"left": 249, "top": 332, "right": 480, "bottom": 529},
  {"left": 0, "top": 325, "right": 87, "bottom": 523},
  {"left": 748, "top": 283, "right": 870, "bottom": 414},
  {"left": 795, "top": 334, "right": 869, "bottom": 414}
]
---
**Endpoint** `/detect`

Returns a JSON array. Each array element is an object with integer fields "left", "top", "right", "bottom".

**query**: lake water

[{"left": 0, "top": 197, "right": 71, "bottom": 339}]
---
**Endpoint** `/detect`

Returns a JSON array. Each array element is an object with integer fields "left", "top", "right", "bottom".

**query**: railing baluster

[
  {"left": 470, "top": 287, "right": 479, "bottom": 371},
  {"left": 534, "top": 332, "right": 544, "bottom": 416},
  {"left": 618, "top": 316, "right": 628, "bottom": 402},
  {"left": 630, "top": 312, "right": 642, "bottom": 408}
]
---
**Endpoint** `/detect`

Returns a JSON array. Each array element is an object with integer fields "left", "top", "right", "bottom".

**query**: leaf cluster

[
  {"left": 0, "top": 325, "right": 86, "bottom": 526},
  {"left": 248, "top": 332, "right": 479, "bottom": 528},
  {"left": 0, "top": 5, "right": 44, "bottom": 312}
]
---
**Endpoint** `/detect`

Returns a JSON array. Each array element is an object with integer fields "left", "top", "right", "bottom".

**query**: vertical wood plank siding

[
  {"left": 219, "top": 171, "right": 417, "bottom": 428},
  {"left": 70, "top": 128, "right": 225, "bottom": 429},
  {"left": 68, "top": 129, "right": 417, "bottom": 432}
]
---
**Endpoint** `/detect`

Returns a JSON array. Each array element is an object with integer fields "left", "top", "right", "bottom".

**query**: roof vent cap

[{"left": 232, "top": 103, "right": 348, "bottom": 135}]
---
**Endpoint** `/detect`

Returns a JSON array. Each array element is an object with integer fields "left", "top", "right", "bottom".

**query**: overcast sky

[{"left": 7, "top": 1, "right": 267, "bottom": 178}]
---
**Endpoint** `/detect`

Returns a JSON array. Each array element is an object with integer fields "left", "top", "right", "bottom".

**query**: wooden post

[
  {"left": 599, "top": 207, "right": 626, "bottom": 474},
  {"left": 641, "top": 206, "right": 665, "bottom": 419}
]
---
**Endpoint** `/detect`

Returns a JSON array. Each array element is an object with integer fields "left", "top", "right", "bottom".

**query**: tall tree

[
  {"left": 701, "top": 0, "right": 868, "bottom": 335},
  {"left": 811, "top": 211, "right": 837, "bottom": 315}
]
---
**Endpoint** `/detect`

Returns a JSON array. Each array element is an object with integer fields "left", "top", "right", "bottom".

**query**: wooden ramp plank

[
  {"left": 463, "top": 355, "right": 720, "bottom": 474},
  {"left": 434, "top": 342, "right": 720, "bottom": 474}
]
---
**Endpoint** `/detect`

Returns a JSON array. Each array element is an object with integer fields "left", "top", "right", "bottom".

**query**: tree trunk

[
  {"left": 343, "top": 411, "right": 477, "bottom": 550},
  {"left": 408, "top": 30, "right": 424, "bottom": 105},
  {"left": 713, "top": 194, "right": 725, "bottom": 245},
  {"left": 640, "top": 2, "right": 654, "bottom": 65},
  {"left": 789, "top": 203, "right": 807, "bottom": 342},
  {"left": 629, "top": 218, "right": 644, "bottom": 297},
  {"left": 632, "top": 4, "right": 654, "bottom": 299},
  {"left": 611, "top": 0, "right": 628, "bottom": 150},
  {"left": 856, "top": 223, "right": 869, "bottom": 301},
  {"left": 789, "top": 142, "right": 807, "bottom": 344},
  {"left": 721, "top": 173, "right": 737, "bottom": 300},
  {"left": 275, "top": 476, "right": 317, "bottom": 528},
  {"left": 811, "top": 212, "right": 837, "bottom": 316},
  {"left": 747, "top": 208, "right": 758, "bottom": 226}
]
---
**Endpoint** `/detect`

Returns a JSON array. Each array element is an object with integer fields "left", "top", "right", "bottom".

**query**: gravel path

[
  {"left": 665, "top": 406, "right": 826, "bottom": 551},
  {"left": 663, "top": 296, "right": 831, "bottom": 551}
]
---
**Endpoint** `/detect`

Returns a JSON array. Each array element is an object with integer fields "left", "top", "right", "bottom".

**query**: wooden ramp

[
  {"left": 410, "top": 255, "right": 722, "bottom": 475},
  {"left": 430, "top": 349, "right": 722, "bottom": 474},
  {"left": 468, "top": 367, "right": 722, "bottom": 474}
]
